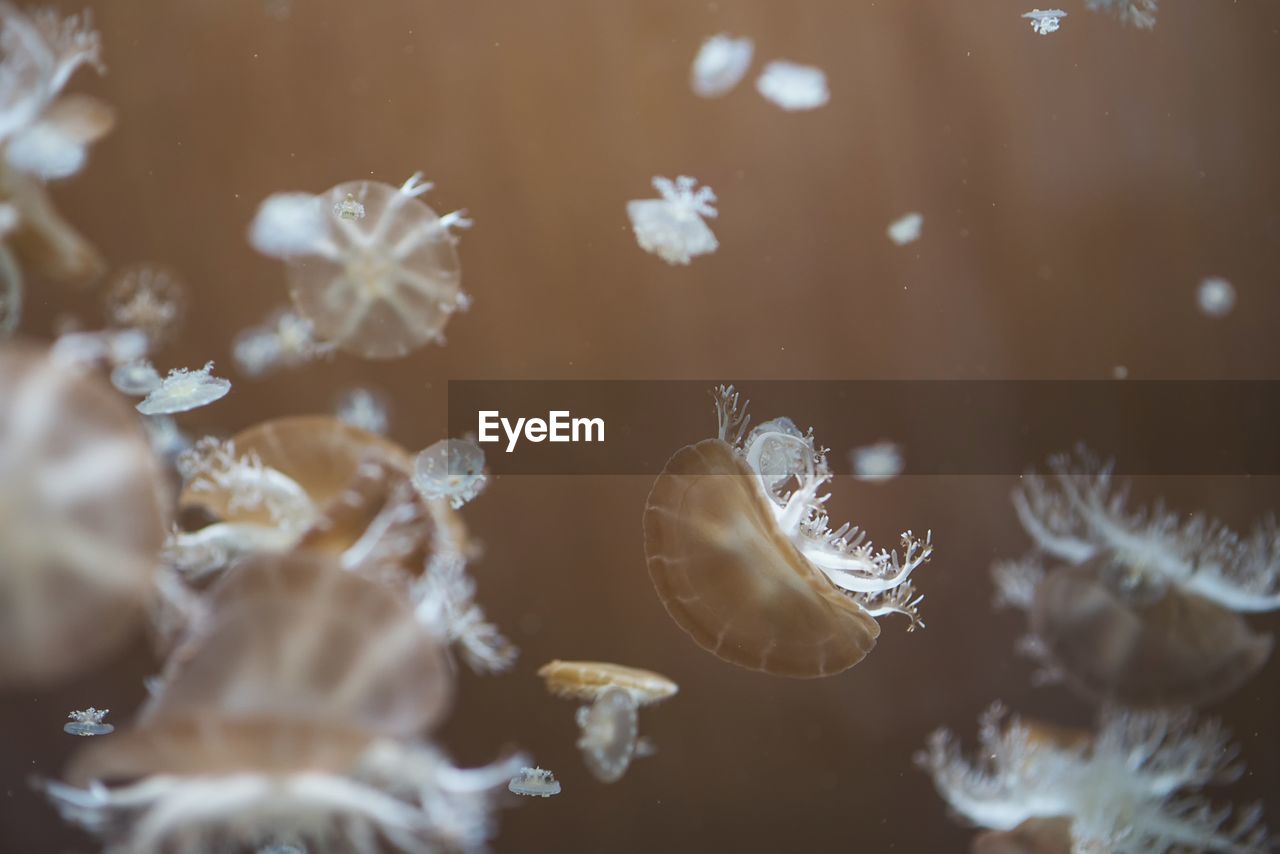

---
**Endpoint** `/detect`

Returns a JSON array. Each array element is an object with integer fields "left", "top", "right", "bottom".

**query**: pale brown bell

[{"left": 537, "top": 660, "right": 678, "bottom": 706}]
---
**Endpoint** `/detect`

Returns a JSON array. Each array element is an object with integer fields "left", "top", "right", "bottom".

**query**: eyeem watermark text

[{"left": 477, "top": 410, "right": 605, "bottom": 453}]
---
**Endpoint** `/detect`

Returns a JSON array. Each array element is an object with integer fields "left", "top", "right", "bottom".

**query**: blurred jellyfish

[
  {"left": 626, "top": 175, "right": 718, "bottom": 266},
  {"left": 508, "top": 767, "right": 561, "bottom": 798},
  {"left": 755, "top": 61, "right": 829, "bottom": 111},
  {"left": 63, "top": 707, "right": 113, "bottom": 737},
  {"left": 412, "top": 550, "right": 517, "bottom": 674},
  {"left": 887, "top": 212, "right": 923, "bottom": 246},
  {"left": 537, "top": 660, "right": 678, "bottom": 707},
  {"left": 136, "top": 361, "right": 231, "bottom": 415},
  {"left": 643, "top": 386, "right": 933, "bottom": 677},
  {"left": 575, "top": 687, "right": 641, "bottom": 784},
  {"left": 142, "top": 412, "right": 189, "bottom": 460},
  {"left": 49, "top": 325, "right": 147, "bottom": 371},
  {"left": 335, "top": 386, "right": 389, "bottom": 435},
  {"left": 249, "top": 173, "right": 473, "bottom": 359},
  {"left": 102, "top": 264, "right": 187, "bottom": 348},
  {"left": 412, "top": 437, "right": 487, "bottom": 509},
  {"left": 109, "top": 357, "right": 160, "bottom": 396},
  {"left": 917, "top": 703, "right": 1269, "bottom": 853},
  {"left": 232, "top": 307, "right": 334, "bottom": 377},
  {"left": 1197, "top": 276, "right": 1236, "bottom": 319},
  {"left": 994, "top": 448, "right": 1277, "bottom": 706},
  {"left": 1086, "top": 0, "right": 1157, "bottom": 29},
  {"left": 0, "top": 344, "right": 170, "bottom": 686},
  {"left": 690, "top": 34, "right": 753, "bottom": 98},
  {"left": 1022, "top": 10, "right": 1067, "bottom": 35},
  {"left": 850, "top": 440, "right": 904, "bottom": 483}
]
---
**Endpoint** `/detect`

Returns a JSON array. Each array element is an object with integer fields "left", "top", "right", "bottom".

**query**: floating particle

[
  {"left": 136, "top": 361, "right": 231, "bottom": 415},
  {"left": 626, "top": 175, "right": 718, "bottom": 266},
  {"left": 1086, "top": 0, "right": 1157, "bottom": 29},
  {"left": 335, "top": 386, "right": 389, "bottom": 435},
  {"left": 755, "top": 61, "right": 829, "bottom": 111},
  {"left": 103, "top": 264, "right": 187, "bottom": 348},
  {"left": 850, "top": 441, "right": 904, "bottom": 483},
  {"left": 249, "top": 174, "right": 472, "bottom": 359},
  {"left": 1111, "top": 365, "right": 1128, "bottom": 380},
  {"left": 691, "top": 34, "right": 754, "bottom": 98},
  {"left": 64, "top": 708, "right": 113, "bottom": 737},
  {"left": 109, "top": 359, "right": 161, "bottom": 396},
  {"left": 1022, "top": 9, "right": 1067, "bottom": 35},
  {"left": 508, "top": 767, "right": 561, "bottom": 798},
  {"left": 538, "top": 660, "right": 678, "bottom": 706},
  {"left": 576, "top": 687, "right": 639, "bottom": 784},
  {"left": 332, "top": 192, "right": 365, "bottom": 221},
  {"left": 413, "top": 438, "right": 487, "bottom": 509},
  {"left": 643, "top": 386, "right": 933, "bottom": 677},
  {"left": 887, "top": 212, "right": 923, "bottom": 246},
  {"left": 1197, "top": 276, "right": 1235, "bottom": 318}
]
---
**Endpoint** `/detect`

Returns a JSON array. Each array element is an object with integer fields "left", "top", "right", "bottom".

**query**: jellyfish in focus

[
  {"left": 850, "top": 440, "right": 904, "bottom": 483},
  {"left": 1086, "top": 0, "right": 1157, "bottom": 29},
  {"left": 333, "top": 192, "right": 365, "bottom": 221},
  {"left": 916, "top": 703, "right": 1270, "bottom": 853},
  {"left": 1197, "top": 276, "right": 1236, "bottom": 319},
  {"left": 508, "top": 767, "right": 561, "bottom": 798},
  {"left": 575, "top": 687, "right": 641, "bottom": 784},
  {"left": 232, "top": 307, "right": 334, "bottom": 377},
  {"left": 1022, "top": 10, "right": 1068, "bottom": 35},
  {"left": 336, "top": 386, "right": 389, "bottom": 435},
  {"left": 537, "top": 660, "right": 678, "bottom": 707},
  {"left": 0, "top": 344, "right": 170, "bottom": 686},
  {"left": 755, "top": 61, "right": 829, "bottom": 111},
  {"left": 249, "top": 173, "right": 473, "bottom": 359},
  {"left": 412, "top": 436, "right": 487, "bottom": 509},
  {"left": 135, "top": 360, "right": 231, "bottom": 415},
  {"left": 102, "top": 264, "right": 187, "bottom": 348},
  {"left": 626, "top": 175, "right": 719, "bottom": 266},
  {"left": 690, "top": 34, "right": 754, "bottom": 98},
  {"left": 64, "top": 707, "right": 113, "bottom": 737},
  {"left": 887, "top": 212, "right": 923, "bottom": 246},
  {"left": 643, "top": 386, "right": 934, "bottom": 677},
  {"left": 109, "top": 357, "right": 160, "bottom": 396},
  {"left": 994, "top": 448, "right": 1277, "bottom": 706}
]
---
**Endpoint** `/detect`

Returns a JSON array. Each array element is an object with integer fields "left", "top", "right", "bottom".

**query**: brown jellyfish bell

[
  {"left": 575, "top": 687, "right": 641, "bottom": 784},
  {"left": 0, "top": 342, "right": 169, "bottom": 686},
  {"left": 537, "top": 660, "right": 678, "bottom": 707},
  {"left": 643, "top": 386, "right": 932, "bottom": 678},
  {"left": 1029, "top": 557, "right": 1273, "bottom": 707},
  {"left": 971, "top": 818, "right": 1073, "bottom": 854}
]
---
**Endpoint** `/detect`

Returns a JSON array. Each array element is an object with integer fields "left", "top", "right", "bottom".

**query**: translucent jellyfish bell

[
  {"left": 538, "top": 660, "right": 679, "bottom": 707},
  {"left": 64, "top": 707, "right": 113, "bottom": 737},
  {"left": 887, "top": 212, "right": 923, "bottom": 246},
  {"left": 755, "top": 61, "right": 830, "bottom": 111},
  {"left": 690, "top": 34, "right": 754, "bottom": 98},
  {"left": 575, "top": 687, "right": 639, "bottom": 784},
  {"left": 109, "top": 358, "right": 161, "bottom": 396},
  {"left": 102, "top": 264, "right": 187, "bottom": 347},
  {"left": 1197, "top": 276, "right": 1236, "bottom": 318},
  {"left": 1022, "top": 9, "right": 1068, "bottom": 35},
  {"left": 136, "top": 361, "right": 230, "bottom": 415},
  {"left": 1086, "top": 0, "right": 1157, "bottom": 29},
  {"left": 626, "top": 175, "right": 719, "bottom": 266},
  {"left": 412, "top": 437, "right": 487, "bottom": 509},
  {"left": 508, "top": 767, "right": 561, "bottom": 798},
  {"left": 249, "top": 174, "right": 471, "bottom": 359}
]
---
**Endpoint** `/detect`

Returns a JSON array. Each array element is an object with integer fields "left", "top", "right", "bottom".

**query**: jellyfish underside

[
  {"left": 537, "top": 659, "right": 678, "bottom": 706},
  {"left": 644, "top": 438, "right": 880, "bottom": 678},
  {"left": 1031, "top": 559, "right": 1272, "bottom": 707},
  {"left": 576, "top": 687, "right": 639, "bottom": 784}
]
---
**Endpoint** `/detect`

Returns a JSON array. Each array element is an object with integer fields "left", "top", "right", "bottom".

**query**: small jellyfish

[
  {"left": 109, "top": 358, "right": 161, "bottom": 396},
  {"left": 64, "top": 707, "right": 113, "bottom": 737},
  {"left": 1022, "top": 9, "right": 1068, "bottom": 35},
  {"left": 850, "top": 441, "right": 904, "bottom": 483},
  {"left": 537, "top": 660, "right": 678, "bottom": 707},
  {"left": 508, "top": 767, "right": 561, "bottom": 798},
  {"left": 413, "top": 437, "right": 487, "bottom": 509},
  {"left": 336, "top": 386, "right": 390, "bottom": 435},
  {"left": 249, "top": 173, "right": 472, "bottom": 359},
  {"left": 626, "top": 175, "right": 718, "bottom": 266},
  {"left": 690, "top": 34, "right": 754, "bottom": 98},
  {"left": 136, "top": 361, "right": 231, "bottom": 415},
  {"left": 102, "top": 264, "right": 187, "bottom": 347},
  {"left": 232, "top": 307, "right": 333, "bottom": 377},
  {"left": 887, "top": 212, "right": 923, "bottom": 246},
  {"left": 755, "top": 61, "right": 829, "bottom": 111},
  {"left": 575, "top": 687, "right": 640, "bottom": 784},
  {"left": 1197, "top": 276, "right": 1235, "bottom": 318},
  {"left": 643, "top": 386, "right": 933, "bottom": 677},
  {"left": 1086, "top": 0, "right": 1157, "bottom": 29},
  {"left": 333, "top": 192, "right": 366, "bottom": 221}
]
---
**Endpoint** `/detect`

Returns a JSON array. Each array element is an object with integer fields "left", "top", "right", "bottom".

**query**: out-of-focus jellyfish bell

[
  {"left": 248, "top": 174, "right": 472, "bottom": 359},
  {"left": 0, "top": 343, "right": 170, "bottom": 686},
  {"left": 626, "top": 175, "right": 719, "bottom": 266},
  {"left": 136, "top": 361, "right": 231, "bottom": 415},
  {"left": 643, "top": 386, "right": 933, "bottom": 677},
  {"left": 1086, "top": 0, "right": 1157, "bottom": 29},
  {"left": 1197, "top": 276, "right": 1236, "bottom": 318},
  {"left": 850, "top": 440, "right": 905, "bottom": 483},
  {"left": 537, "top": 660, "right": 678, "bottom": 707},
  {"left": 64, "top": 707, "right": 114, "bottom": 737},
  {"left": 232, "top": 307, "right": 334, "bottom": 378},
  {"left": 755, "top": 61, "right": 829, "bottom": 111},
  {"left": 508, "top": 767, "right": 561, "bottom": 798},
  {"left": 109, "top": 358, "right": 161, "bottom": 396},
  {"left": 1022, "top": 10, "right": 1068, "bottom": 35},
  {"left": 335, "top": 386, "right": 390, "bottom": 435},
  {"left": 887, "top": 212, "right": 923, "bottom": 246},
  {"left": 412, "top": 437, "right": 487, "bottom": 509},
  {"left": 690, "top": 34, "right": 754, "bottom": 98},
  {"left": 102, "top": 264, "right": 187, "bottom": 348},
  {"left": 575, "top": 687, "right": 639, "bottom": 784}
]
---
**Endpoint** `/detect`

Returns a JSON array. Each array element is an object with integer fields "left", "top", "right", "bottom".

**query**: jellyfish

[
  {"left": 690, "top": 34, "right": 754, "bottom": 98},
  {"left": 626, "top": 175, "right": 719, "bottom": 266},
  {"left": 643, "top": 386, "right": 934, "bottom": 677},
  {"left": 916, "top": 703, "right": 1270, "bottom": 853},
  {"left": 136, "top": 360, "right": 231, "bottom": 415},
  {"left": 0, "top": 343, "right": 170, "bottom": 686},
  {"left": 102, "top": 264, "right": 187, "bottom": 347},
  {"left": 755, "top": 61, "right": 829, "bottom": 111},
  {"left": 412, "top": 437, "right": 487, "bottom": 509},
  {"left": 575, "top": 687, "right": 640, "bottom": 784},
  {"left": 336, "top": 386, "right": 390, "bottom": 435},
  {"left": 411, "top": 550, "right": 517, "bottom": 674},
  {"left": 109, "top": 357, "right": 161, "bottom": 396},
  {"left": 887, "top": 212, "right": 923, "bottom": 246},
  {"left": 1197, "top": 276, "right": 1236, "bottom": 318},
  {"left": 1022, "top": 10, "right": 1068, "bottom": 35},
  {"left": 537, "top": 660, "right": 678, "bottom": 707},
  {"left": 232, "top": 307, "right": 334, "bottom": 377},
  {"left": 1086, "top": 0, "right": 1157, "bottom": 29},
  {"left": 994, "top": 448, "right": 1277, "bottom": 706},
  {"left": 248, "top": 173, "right": 472, "bottom": 359},
  {"left": 849, "top": 440, "right": 904, "bottom": 483},
  {"left": 64, "top": 707, "right": 113, "bottom": 737},
  {"left": 507, "top": 767, "right": 561, "bottom": 798},
  {"left": 333, "top": 192, "right": 366, "bottom": 221}
]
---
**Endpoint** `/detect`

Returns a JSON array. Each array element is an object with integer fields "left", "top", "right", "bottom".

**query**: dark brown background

[{"left": 4, "top": 1, "right": 1280, "bottom": 851}]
